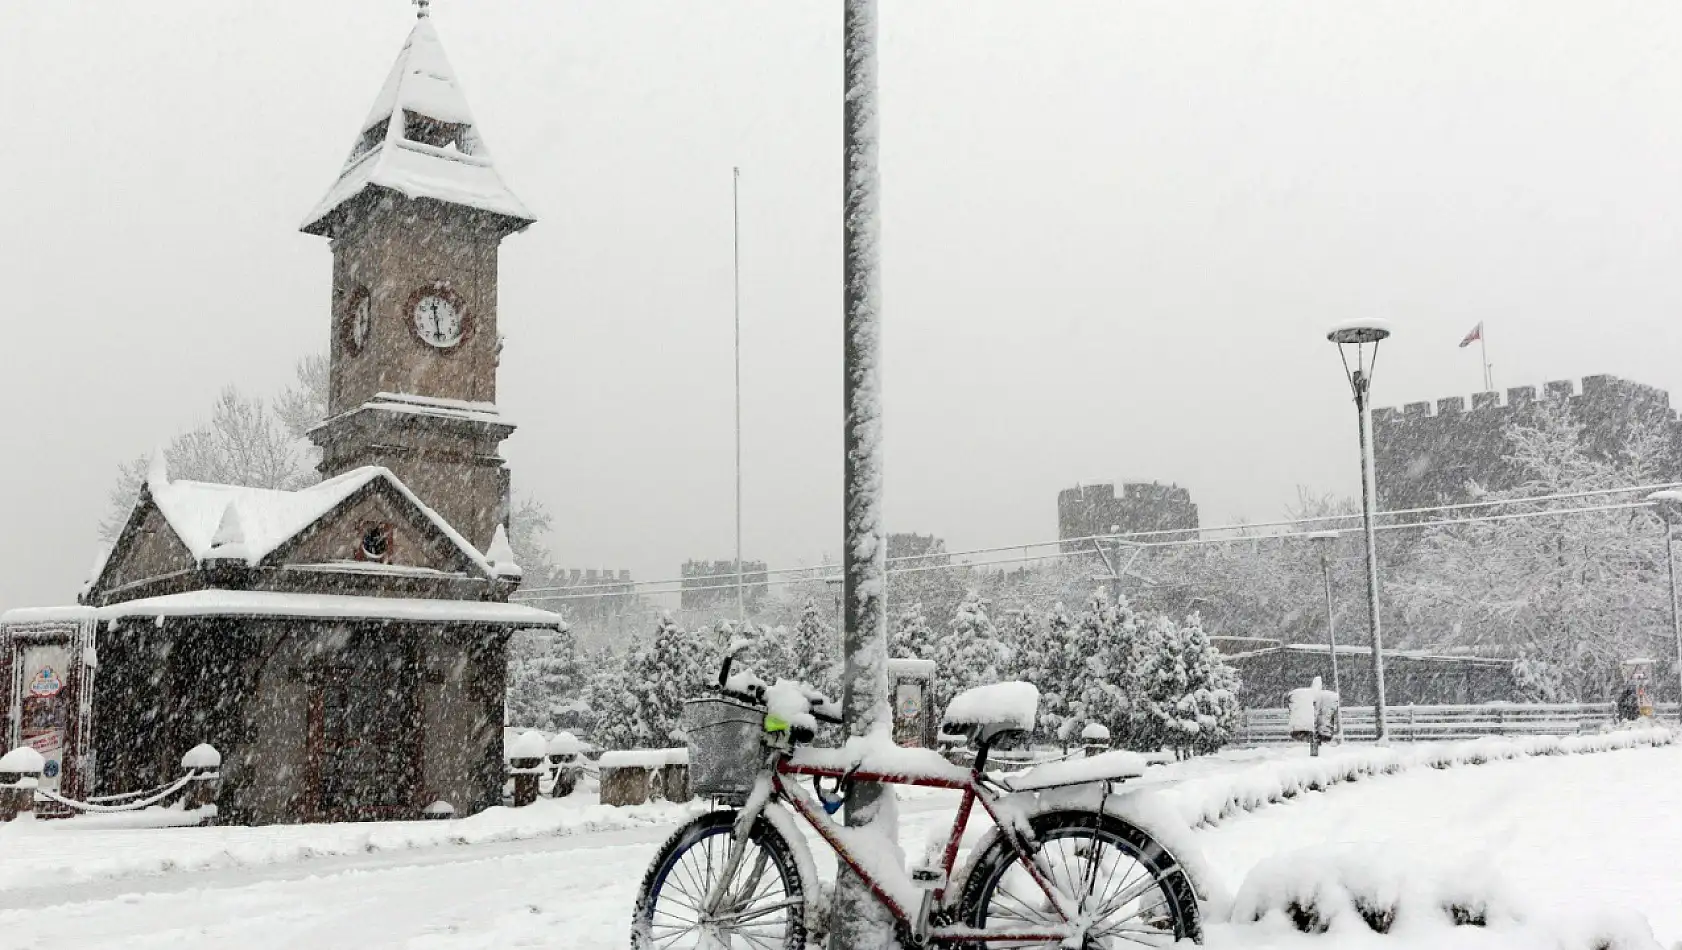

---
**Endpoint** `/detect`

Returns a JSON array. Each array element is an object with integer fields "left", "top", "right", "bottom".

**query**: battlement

[
  {"left": 680, "top": 558, "right": 770, "bottom": 611},
  {"left": 1371, "top": 373, "right": 1682, "bottom": 515},
  {"left": 1374, "top": 375, "right": 1672, "bottom": 425},
  {"left": 1057, "top": 480, "right": 1199, "bottom": 546}
]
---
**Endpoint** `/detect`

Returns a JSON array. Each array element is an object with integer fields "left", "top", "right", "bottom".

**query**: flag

[{"left": 1458, "top": 322, "right": 1483, "bottom": 348}]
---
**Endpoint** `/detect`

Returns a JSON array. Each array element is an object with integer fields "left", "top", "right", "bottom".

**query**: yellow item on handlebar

[{"left": 764, "top": 714, "right": 791, "bottom": 734}]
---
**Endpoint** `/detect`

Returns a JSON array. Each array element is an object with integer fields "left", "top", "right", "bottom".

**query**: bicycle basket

[{"left": 682, "top": 696, "right": 764, "bottom": 802}]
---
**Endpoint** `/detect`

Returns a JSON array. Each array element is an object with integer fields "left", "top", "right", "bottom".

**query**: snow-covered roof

[
  {"left": 3, "top": 590, "right": 563, "bottom": 628},
  {"left": 301, "top": 19, "right": 533, "bottom": 234},
  {"left": 145, "top": 464, "right": 495, "bottom": 576}
]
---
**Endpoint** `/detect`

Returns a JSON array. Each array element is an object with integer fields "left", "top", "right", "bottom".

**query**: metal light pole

[
  {"left": 833, "top": 1, "right": 893, "bottom": 947},
  {"left": 733, "top": 166, "right": 745, "bottom": 624},
  {"left": 1328, "top": 319, "right": 1392, "bottom": 741},
  {"left": 1646, "top": 491, "right": 1682, "bottom": 722},
  {"left": 1306, "top": 530, "right": 1343, "bottom": 741}
]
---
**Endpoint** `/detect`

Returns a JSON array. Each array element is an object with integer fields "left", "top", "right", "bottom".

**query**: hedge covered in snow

[{"left": 1160, "top": 725, "right": 1677, "bottom": 831}]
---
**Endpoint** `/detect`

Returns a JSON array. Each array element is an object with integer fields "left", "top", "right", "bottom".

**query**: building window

[{"left": 358, "top": 523, "right": 393, "bottom": 563}]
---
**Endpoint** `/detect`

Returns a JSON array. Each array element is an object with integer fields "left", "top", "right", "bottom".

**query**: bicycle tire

[
  {"left": 952, "top": 809, "right": 1201, "bottom": 947},
  {"left": 631, "top": 809, "right": 808, "bottom": 950}
]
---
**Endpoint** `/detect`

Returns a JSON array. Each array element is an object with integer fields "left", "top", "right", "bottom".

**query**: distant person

[{"left": 1616, "top": 684, "right": 1640, "bottom": 721}]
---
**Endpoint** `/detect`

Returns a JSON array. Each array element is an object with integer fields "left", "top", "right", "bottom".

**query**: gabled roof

[
  {"left": 145, "top": 465, "right": 496, "bottom": 577},
  {"left": 301, "top": 19, "right": 534, "bottom": 235}
]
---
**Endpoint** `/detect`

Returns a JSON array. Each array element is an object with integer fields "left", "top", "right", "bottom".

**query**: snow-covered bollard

[
  {"left": 506, "top": 731, "right": 548, "bottom": 807},
  {"left": 546, "top": 731, "right": 583, "bottom": 798},
  {"left": 180, "top": 743, "right": 221, "bottom": 812},
  {"left": 0, "top": 746, "right": 45, "bottom": 822},
  {"left": 1080, "top": 722, "right": 1112, "bottom": 758},
  {"left": 422, "top": 800, "right": 456, "bottom": 821}
]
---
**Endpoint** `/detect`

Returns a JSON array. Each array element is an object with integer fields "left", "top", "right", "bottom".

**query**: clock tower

[{"left": 301, "top": 10, "right": 534, "bottom": 550}]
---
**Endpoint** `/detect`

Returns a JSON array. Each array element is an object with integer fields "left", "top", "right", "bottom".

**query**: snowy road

[{"left": 2, "top": 745, "right": 1678, "bottom": 948}]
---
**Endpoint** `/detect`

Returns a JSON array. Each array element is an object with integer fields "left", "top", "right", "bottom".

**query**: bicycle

[{"left": 631, "top": 651, "right": 1205, "bottom": 948}]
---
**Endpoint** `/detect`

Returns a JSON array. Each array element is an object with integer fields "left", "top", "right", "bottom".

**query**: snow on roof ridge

[
  {"left": 359, "top": 19, "right": 476, "bottom": 137},
  {"left": 147, "top": 466, "right": 493, "bottom": 577}
]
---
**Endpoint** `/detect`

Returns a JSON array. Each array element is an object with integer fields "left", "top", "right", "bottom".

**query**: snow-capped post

[
  {"left": 1080, "top": 722, "right": 1111, "bottom": 758},
  {"left": 834, "top": 0, "right": 896, "bottom": 947},
  {"left": 1289, "top": 678, "right": 1338, "bottom": 756},
  {"left": 546, "top": 731, "right": 583, "bottom": 798},
  {"left": 1646, "top": 490, "right": 1682, "bottom": 724},
  {"left": 506, "top": 730, "right": 547, "bottom": 807},
  {"left": 179, "top": 743, "right": 222, "bottom": 812},
  {"left": 1327, "top": 319, "right": 1393, "bottom": 742},
  {"left": 0, "top": 746, "right": 44, "bottom": 821}
]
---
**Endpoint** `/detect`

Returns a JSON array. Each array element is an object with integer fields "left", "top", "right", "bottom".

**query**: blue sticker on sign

[{"left": 42, "top": 760, "right": 60, "bottom": 778}]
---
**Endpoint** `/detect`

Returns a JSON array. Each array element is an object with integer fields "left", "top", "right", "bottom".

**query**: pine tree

[
  {"left": 936, "top": 592, "right": 1008, "bottom": 703},
  {"left": 1017, "top": 602, "right": 1080, "bottom": 742},
  {"left": 890, "top": 601, "right": 939, "bottom": 661},
  {"left": 994, "top": 602, "right": 1036, "bottom": 682},
  {"left": 1178, "top": 612, "right": 1242, "bottom": 756},
  {"left": 595, "top": 614, "right": 717, "bottom": 749},
  {"left": 1130, "top": 615, "right": 1191, "bottom": 754},
  {"left": 1070, "top": 588, "right": 1145, "bottom": 747},
  {"left": 505, "top": 625, "right": 586, "bottom": 731},
  {"left": 791, "top": 599, "right": 840, "bottom": 699}
]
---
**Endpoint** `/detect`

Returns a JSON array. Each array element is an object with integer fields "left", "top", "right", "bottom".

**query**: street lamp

[
  {"left": 1645, "top": 490, "right": 1682, "bottom": 722},
  {"left": 1327, "top": 318, "right": 1393, "bottom": 741},
  {"left": 1305, "top": 529, "right": 1344, "bottom": 741}
]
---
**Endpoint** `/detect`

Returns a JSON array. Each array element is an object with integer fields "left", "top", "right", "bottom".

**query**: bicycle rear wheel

[
  {"left": 954, "top": 810, "right": 1201, "bottom": 947},
  {"left": 632, "top": 809, "right": 808, "bottom": 950}
]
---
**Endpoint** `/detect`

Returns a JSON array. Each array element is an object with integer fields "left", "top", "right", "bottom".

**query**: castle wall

[
  {"left": 1057, "top": 481, "right": 1200, "bottom": 545},
  {"left": 1373, "top": 375, "right": 1682, "bottom": 511}
]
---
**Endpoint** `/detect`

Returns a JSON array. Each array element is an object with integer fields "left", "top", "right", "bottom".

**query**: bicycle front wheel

[
  {"left": 954, "top": 810, "right": 1201, "bottom": 947},
  {"left": 631, "top": 809, "right": 808, "bottom": 950}
]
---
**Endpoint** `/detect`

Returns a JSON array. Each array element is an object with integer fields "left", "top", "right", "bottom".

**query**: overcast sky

[{"left": 3, "top": 1, "right": 1681, "bottom": 609}]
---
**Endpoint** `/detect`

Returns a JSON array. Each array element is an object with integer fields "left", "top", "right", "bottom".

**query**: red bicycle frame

[{"left": 773, "top": 754, "right": 1079, "bottom": 944}]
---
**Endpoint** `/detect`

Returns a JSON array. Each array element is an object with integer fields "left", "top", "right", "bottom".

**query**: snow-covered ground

[{"left": 0, "top": 742, "right": 1676, "bottom": 948}]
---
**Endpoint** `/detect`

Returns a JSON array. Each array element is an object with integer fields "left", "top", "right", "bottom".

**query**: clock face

[{"left": 412, "top": 293, "right": 464, "bottom": 348}]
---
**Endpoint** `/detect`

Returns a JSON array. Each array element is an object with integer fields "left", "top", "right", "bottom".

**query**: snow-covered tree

[
  {"left": 934, "top": 593, "right": 1009, "bottom": 703},
  {"left": 1130, "top": 615, "right": 1191, "bottom": 753},
  {"left": 1176, "top": 613, "right": 1242, "bottom": 756},
  {"left": 791, "top": 599, "right": 840, "bottom": 698},
  {"left": 1068, "top": 589, "right": 1145, "bottom": 746},
  {"left": 1391, "top": 396, "right": 1674, "bottom": 699},
  {"left": 1015, "top": 602, "right": 1081, "bottom": 742},
  {"left": 890, "top": 601, "right": 938, "bottom": 661},
  {"left": 592, "top": 615, "right": 718, "bottom": 750},
  {"left": 506, "top": 625, "right": 587, "bottom": 731}
]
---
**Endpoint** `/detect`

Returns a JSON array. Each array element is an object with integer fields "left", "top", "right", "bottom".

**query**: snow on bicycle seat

[
  {"left": 940, "top": 681, "right": 1039, "bottom": 746},
  {"left": 1002, "top": 750, "right": 1148, "bottom": 792}
]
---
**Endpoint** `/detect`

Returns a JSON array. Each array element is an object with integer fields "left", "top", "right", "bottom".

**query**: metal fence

[{"left": 1237, "top": 702, "right": 1682, "bottom": 744}]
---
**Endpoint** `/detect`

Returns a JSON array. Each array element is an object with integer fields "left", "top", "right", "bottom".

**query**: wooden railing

[{"left": 1238, "top": 702, "right": 1681, "bottom": 744}]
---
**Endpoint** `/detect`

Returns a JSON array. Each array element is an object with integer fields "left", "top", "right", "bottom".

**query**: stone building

[
  {"left": 1373, "top": 375, "right": 1682, "bottom": 512},
  {"left": 1057, "top": 482, "right": 1199, "bottom": 549},
  {"left": 0, "top": 13, "right": 563, "bottom": 824},
  {"left": 680, "top": 560, "right": 770, "bottom": 612}
]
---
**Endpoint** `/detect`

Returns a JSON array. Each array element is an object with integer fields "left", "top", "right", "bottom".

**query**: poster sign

[
  {"left": 17, "top": 645, "right": 71, "bottom": 794},
  {"left": 28, "top": 666, "right": 64, "bottom": 697}
]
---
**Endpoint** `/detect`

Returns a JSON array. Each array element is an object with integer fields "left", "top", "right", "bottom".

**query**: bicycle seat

[{"left": 941, "top": 681, "right": 1039, "bottom": 749}]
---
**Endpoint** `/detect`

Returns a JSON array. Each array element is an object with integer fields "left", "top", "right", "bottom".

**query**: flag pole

[{"left": 1480, "top": 325, "right": 1492, "bottom": 391}]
